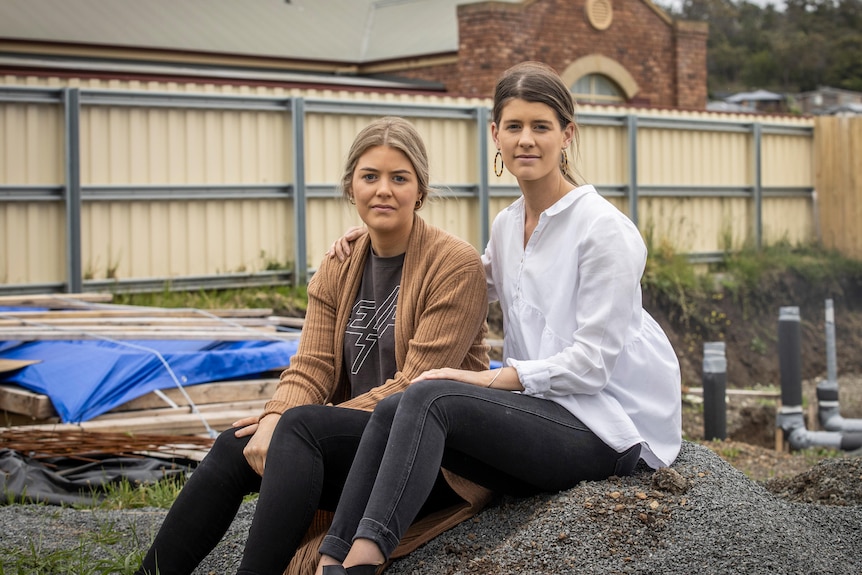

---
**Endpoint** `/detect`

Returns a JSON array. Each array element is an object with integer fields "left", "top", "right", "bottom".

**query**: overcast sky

[{"left": 659, "top": 0, "right": 787, "bottom": 12}]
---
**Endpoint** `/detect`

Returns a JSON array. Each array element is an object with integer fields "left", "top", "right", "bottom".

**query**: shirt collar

[{"left": 506, "top": 184, "right": 596, "bottom": 217}]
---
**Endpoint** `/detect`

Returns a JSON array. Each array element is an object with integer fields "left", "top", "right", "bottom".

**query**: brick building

[
  {"left": 0, "top": 0, "right": 707, "bottom": 108},
  {"left": 387, "top": 0, "right": 708, "bottom": 109}
]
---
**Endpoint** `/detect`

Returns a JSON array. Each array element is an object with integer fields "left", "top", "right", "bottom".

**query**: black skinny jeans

[
  {"left": 320, "top": 379, "right": 641, "bottom": 561},
  {"left": 136, "top": 404, "right": 372, "bottom": 575}
]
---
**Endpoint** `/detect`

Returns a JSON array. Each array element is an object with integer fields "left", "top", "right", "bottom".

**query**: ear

[
  {"left": 563, "top": 122, "right": 575, "bottom": 148},
  {"left": 490, "top": 122, "right": 500, "bottom": 147}
]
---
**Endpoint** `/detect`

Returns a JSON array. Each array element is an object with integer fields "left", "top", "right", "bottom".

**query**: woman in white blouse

[{"left": 317, "top": 61, "right": 682, "bottom": 575}]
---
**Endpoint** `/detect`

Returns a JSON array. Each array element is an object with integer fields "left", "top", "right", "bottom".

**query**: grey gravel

[{"left": 1, "top": 441, "right": 861, "bottom": 575}]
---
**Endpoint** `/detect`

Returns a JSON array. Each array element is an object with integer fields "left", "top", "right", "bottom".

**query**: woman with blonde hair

[{"left": 135, "top": 116, "right": 490, "bottom": 575}]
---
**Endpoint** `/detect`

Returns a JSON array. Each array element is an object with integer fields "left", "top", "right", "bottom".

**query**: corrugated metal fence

[{"left": 0, "top": 80, "right": 819, "bottom": 294}]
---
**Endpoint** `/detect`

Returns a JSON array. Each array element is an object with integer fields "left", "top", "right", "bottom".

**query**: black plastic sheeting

[{"left": 0, "top": 448, "right": 196, "bottom": 506}]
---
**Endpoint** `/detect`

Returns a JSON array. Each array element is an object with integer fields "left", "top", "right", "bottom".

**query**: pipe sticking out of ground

[
  {"left": 816, "top": 299, "right": 862, "bottom": 433},
  {"left": 776, "top": 306, "right": 862, "bottom": 451},
  {"left": 703, "top": 341, "right": 727, "bottom": 441}
]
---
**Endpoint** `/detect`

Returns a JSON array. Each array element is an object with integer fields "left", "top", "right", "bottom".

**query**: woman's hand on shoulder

[{"left": 325, "top": 226, "right": 366, "bottom": 262}]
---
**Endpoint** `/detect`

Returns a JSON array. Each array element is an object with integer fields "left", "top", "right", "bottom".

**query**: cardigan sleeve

[
  {"left": 262, "top": 257, "right": 342, "bottom": 417},
  {"left": 339, "top": 238, "right": 489, "bottom": 411}
]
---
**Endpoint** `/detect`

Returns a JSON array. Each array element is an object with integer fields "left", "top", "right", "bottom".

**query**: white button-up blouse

[{"left": 483, "top": 184, "right": 682, "bottom": 469}]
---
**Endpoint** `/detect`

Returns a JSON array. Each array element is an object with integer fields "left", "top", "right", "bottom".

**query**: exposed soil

[{"left": 642, "top": 267, "right": 862, "bottom": 499}]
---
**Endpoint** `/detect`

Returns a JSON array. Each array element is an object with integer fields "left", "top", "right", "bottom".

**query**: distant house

[
  {"left": 722, "top": 89, "right": 786, "bottom": 113},
  {"left": 795, "top": 87, "right": 862, "bottom": 115},
  {"left": 0, "top": 0, "right": 708, "bottom": 108}
]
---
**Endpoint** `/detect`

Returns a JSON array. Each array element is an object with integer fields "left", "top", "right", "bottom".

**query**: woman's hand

[
  {"left": 412, "top": 367, "right": 483, "bottom": 386},
  {"left": 232, "top": 415, "right": 260, "bottom": 437},
  {"left": 412, "top": 366, "right": 522, "bottom": 391},
  {"left": 325, "top": 226, "right": 366, "bottom": 262},
  {"left": 239, "top": 413, "right": 281, "bottom": 476}
]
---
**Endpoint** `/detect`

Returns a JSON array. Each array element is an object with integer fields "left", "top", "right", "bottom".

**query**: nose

[
  {"left": 376, "top": 177, "right": 392, "bottom": 196},
  {"left": 518, "top": 127, "right": 535, "bottom": 147}
]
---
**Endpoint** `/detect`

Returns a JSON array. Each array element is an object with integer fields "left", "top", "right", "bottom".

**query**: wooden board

[
  {"left": 0, "top": 378, "right": 279, "bottom": 419},
  {"left": 0, "top": 383, "right": 56, "bottom": 420},
  {"left": 7, "top": 408, "right": 264, "bottom": 436},
  {"left": 0, "top": 359, "right": 41, "bottom": 374}
]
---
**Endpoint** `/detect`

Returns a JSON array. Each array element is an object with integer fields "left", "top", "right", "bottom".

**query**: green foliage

[
  {"left": 0, "top": 521, "right": 146, "bottom": 575},
  {"left": 655, "top": 0, "right": 862, "bottom": 95},
  {"left": 96, "top": 475, "right": 187, "bottom": 511},
  {"left": 718, "top": 241, "right": 862, "bottom": 293},
  {"left": 642, "top": 235, "right": 709, "bottom": 327},
  {"left": 112, "top": 285, "right": 308, "bottom": 316},
  {"left": 644, "top": 239, "right": 862, "bottom": 352}
]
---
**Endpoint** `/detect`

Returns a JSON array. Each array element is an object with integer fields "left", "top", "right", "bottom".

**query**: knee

[
  {"left": 371, "top": 392, "right": 403, "bottom": 426},
  {"left": 201, "top": 427, "right": 249, "bottom": 470},
  {"left": 402, "top": 378, "right": 457, "bottom": 404},
  {"left": 273, "top": 404, "right": 328, "bottom": 439}
]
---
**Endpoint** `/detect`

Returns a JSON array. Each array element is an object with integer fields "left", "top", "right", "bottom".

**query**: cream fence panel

[
  {"left": 0, "top": 97, "right": 66, "bottom": 285},
  {"left": 0, "top": 75, "right": 817, "bottom": 293},
  {"left": 816, "top": 116, "right": 862, "bottom": 260}
]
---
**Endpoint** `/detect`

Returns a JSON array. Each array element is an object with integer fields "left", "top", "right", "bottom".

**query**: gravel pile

[{"left": 2, "top": 441, "right": 861, "bottom": 574}]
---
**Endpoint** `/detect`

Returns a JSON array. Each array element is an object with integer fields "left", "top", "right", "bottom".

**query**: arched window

[{"left": 571, "top": 73, "right": 625, "bottom": 104}]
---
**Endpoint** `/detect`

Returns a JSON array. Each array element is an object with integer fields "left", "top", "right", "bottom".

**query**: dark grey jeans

[{"left": 319, "top": 379, "right": 641, "bottom": 561}]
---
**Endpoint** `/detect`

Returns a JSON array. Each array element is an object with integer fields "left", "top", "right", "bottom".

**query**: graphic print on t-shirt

[{"left": 345, "top": 286, "right": 399, "bottom": 375}]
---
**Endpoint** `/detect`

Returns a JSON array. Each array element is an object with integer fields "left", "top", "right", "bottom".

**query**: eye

[
  {"left": 361, "top": 173, "right": 378, "bottom": 182},
  {"left": 505, "top": 122, "right": 521, "bottom": 131},
  {"left": 392, "top": 175, "right": 408, "bottom": 183}
]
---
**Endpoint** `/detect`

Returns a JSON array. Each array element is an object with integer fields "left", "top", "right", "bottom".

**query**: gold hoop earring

[
  {"left": 494, "top": 150, "right": 504, "bottom": 177},
  {"left": 561, "top": 149, "right": 569, "bottom": 173},
  {"left": 348, "top": 195, "right": 355, "bottom": 205},
  {"left": 415, "top": 199, "right": 423, "bottom": 209}
]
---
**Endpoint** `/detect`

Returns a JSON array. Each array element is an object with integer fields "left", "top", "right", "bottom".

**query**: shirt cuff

[{"left": 507, "top": 358, "right": 551, "bottom": 396}]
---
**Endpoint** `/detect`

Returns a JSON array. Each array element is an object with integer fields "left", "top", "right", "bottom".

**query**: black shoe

[{"left": 345, "top": 565, "right": 381, "bottom": 575}]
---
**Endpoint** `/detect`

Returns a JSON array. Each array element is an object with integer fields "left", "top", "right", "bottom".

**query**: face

[
  {"left": 350, "top": 145, "right": 421, "bottom": 253},
  {"left": 491, "top": 98, "right": 574, "bottom": 183}
]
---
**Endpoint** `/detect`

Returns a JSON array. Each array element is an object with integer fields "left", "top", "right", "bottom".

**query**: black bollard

[
  {"left": 778, "top": 306, "right": 803, "bottom": 410},
  {"left": 703, "top": 341, "right": 727, "bottom": 441}
]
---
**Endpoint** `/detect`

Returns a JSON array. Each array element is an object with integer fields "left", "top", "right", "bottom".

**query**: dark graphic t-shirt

[{"left": 344, "top": 248, "right": 404, "bottom": 398}]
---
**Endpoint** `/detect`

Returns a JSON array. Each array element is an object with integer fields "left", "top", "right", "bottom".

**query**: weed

[
  {"left": 111, "top": 285, "right": 307, "bottom": 317},
  {"left": 93, "top": 475, "right": 188, "bottom": 511},
  {"left": 713, "top": 439, "right": 742, "bottom": 460},
  {"left": 750, "top": 336, "right": 768, "bottom": 355}
]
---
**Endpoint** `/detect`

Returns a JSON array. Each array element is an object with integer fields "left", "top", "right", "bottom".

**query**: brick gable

[{"left": 391, "top": 0, "right": 707, "bottom": 108}]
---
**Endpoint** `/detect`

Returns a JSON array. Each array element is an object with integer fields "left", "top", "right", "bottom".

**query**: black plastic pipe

[
  {"left": 778, "top": 306, "right": 803, "bottom": 409},
  {"left": 776, "top": 305, "right": 862, "bottom": 451},
  {"left": 816, "top": 298, "right": 862, "bottom": 433},
  {"left": 703, "top": 341, "right": 727, "bottom": 441}
]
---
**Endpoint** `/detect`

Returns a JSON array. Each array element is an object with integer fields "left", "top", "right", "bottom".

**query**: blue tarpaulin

[{"left": 0, "top": 338, "right": 298, "bottom": 423}]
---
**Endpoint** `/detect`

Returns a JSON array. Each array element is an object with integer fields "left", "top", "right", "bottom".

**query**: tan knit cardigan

[{"left": 260, "top": 216, "right": 494, "bottom": 575}]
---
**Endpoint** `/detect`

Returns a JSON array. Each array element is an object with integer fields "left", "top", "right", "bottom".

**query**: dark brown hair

[{"left": 493, "top": 61, "right": 581, "bottom": 185}]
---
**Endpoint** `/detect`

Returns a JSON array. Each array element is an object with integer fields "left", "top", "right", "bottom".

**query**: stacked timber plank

[
  {"left": 0, "top": 377, "right": 282, "bottom": 436},
  {"left": 0, "top": 293, "right": 303, "bottom": 446},
  {"left": 0, "top": 293, "right": 303, "bottom": 342},
  {"left": 0, "top": 427, "right": 215, "bottom": 462}
]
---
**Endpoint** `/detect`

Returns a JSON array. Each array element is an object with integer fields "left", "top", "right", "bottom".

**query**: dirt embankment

[
  {"left": 644, "top": 268, "right": 862, "bottom": 392},
  {"left": 642, "top": 267, "right": 862, "bottom": 456}
]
